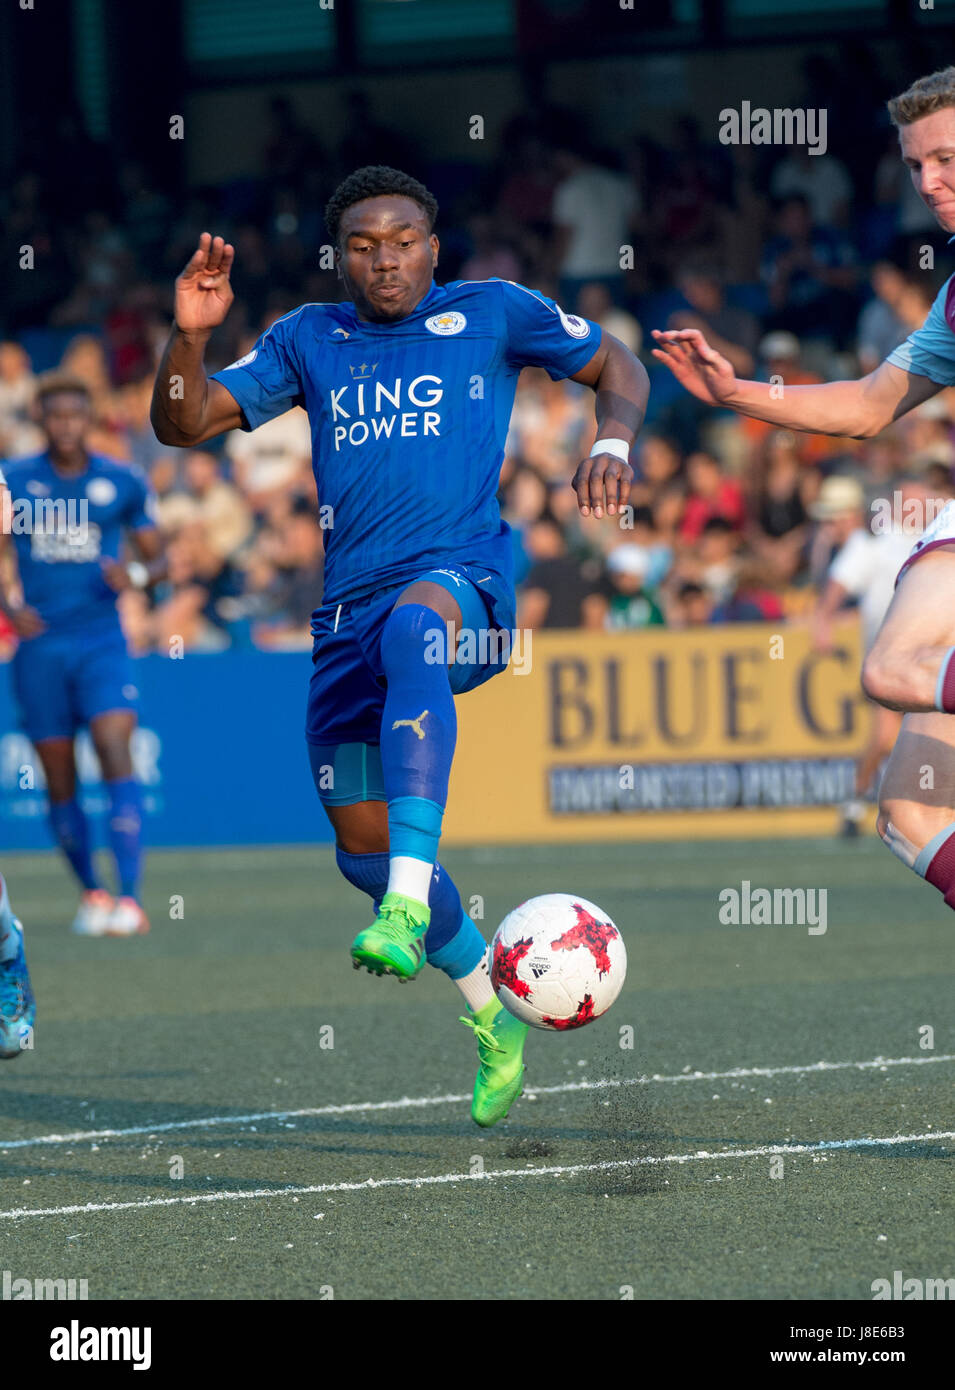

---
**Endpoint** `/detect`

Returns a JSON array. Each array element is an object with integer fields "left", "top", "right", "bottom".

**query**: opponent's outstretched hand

[
  {"left": 571, "top": 451, "right": 634, "bottom": 519},
  {"left": 650, "top": 328, "right": 738, "bottom": 406},
  {"left": 174, "top": 233, "right": 235, "bottom": 334}
]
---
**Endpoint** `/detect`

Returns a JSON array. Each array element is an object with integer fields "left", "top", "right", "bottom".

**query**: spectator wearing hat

[
  {"left": 805, "top": 473, "right": 867, "bottom": 590},
  {"left": 618, "top": 504, "right": 673, "bottom": 590},
  {"left": 593, "top": 545, "right": 665, "bottom": 630}
]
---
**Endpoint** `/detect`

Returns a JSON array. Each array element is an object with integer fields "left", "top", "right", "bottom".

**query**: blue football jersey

[
  {"left": 211, "top": 279, "right": 601, "bottom": 605},
  {"left": 0, "top": 453, "right": 156, "bottom": 637}
]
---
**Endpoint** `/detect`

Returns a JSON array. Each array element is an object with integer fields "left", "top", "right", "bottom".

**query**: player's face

[
  {"left": 40, "top": 392, "right": 91, "bottom": 457},
  {"left": 336, "top": 196, "right": 438, "bottom": 323},
  {"left": 899, "top": 108, "right": 955, "bottom": 233}
]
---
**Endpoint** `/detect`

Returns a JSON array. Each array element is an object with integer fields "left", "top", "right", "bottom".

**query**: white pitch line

[
  {"left": 1, "top": 1129, "right": 952, "bottom": 1222},
  {"left": 1, "top": 1053, "right": 952, "bottom": 1153}
]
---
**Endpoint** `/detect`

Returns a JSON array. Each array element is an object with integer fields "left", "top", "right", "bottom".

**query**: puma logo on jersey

[{"left": 392, "top": 709, "right": 429, "bottom": 740}]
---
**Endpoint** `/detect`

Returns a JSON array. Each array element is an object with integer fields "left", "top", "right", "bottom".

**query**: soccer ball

[{"left": 489, "top": 893, "right": 626, "bottom": 1031}]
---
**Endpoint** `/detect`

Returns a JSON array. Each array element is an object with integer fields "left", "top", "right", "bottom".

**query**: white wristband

[
  {"left": 126, "top": 562, "right": 150, "bottom": 590},
  {"left": 589, "top": 438, "right": 631, "bottom": 463}
]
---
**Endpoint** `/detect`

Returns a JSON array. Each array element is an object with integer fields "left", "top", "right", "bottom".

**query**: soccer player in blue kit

[
  {"left": 152, "top": 167, "right": 648, "bottom": 1125},
  {"left": 0, "top": 375, "right": 162, "bottom": 939}
]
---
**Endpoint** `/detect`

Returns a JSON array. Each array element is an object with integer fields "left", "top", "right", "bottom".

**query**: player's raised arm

[
  {"left": 570, "top": 333, "right": 649, "bottom": 518},
  {"left": 650, "top": 326, "right": 943, "bottom": 440},
  {"left": 151, "top": 233, "right": 246, "bottom": 447}
]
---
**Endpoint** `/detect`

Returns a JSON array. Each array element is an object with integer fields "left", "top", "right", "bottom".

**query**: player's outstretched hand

[
  {"left": 174, "top": 232, "right": 235, "bottom": 334},
  {"left": 8, "top": 605, "right": 46, "bottom": 639},
  {"left": 571, "top": 451, "right": 634, "bottom": 519},
  {"left": 650, "top": 328, "right": 737, "bottom": 406}
]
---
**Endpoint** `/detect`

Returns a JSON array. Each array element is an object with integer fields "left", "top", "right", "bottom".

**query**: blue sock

[
  {"left": 48, "top": 798, "right": 99, "bottom": 891},
  {"left": 379, "top": 604, "right": 456, "bottom": 869},
  {"left": 106, "top": 778, "right": 143, "bottom": 900},
  {"left": 425, "top": 910, "right": 489, "bottom": 980},
  {"left": 336, "top": 848, "right": 485, "bottom": 972}
]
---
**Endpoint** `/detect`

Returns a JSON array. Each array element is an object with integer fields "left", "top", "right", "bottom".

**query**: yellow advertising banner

[{"left": 442, "top": 620, "right": 871, "bottom": 844}]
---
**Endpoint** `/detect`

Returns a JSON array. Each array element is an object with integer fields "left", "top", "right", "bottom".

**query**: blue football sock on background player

[
  {"left": 48, "top": 798, "right": 99, "bottom": 892},
  {"left": 106, "top": 777, "right": 143, "bottom": 899},
  {"left": 378, "top": 603, "right": 456, "bottom": 903}
]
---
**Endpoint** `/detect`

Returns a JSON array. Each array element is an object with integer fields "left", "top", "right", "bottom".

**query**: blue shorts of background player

[
  {"left": 12, "top": 627, "right": 137, "bottom": 744},
  {"left": 305, "top": 561, "right": 514, "bottom": 991},
  {"left": 11, "top": 626, "right": 147, "bottom": 936}
]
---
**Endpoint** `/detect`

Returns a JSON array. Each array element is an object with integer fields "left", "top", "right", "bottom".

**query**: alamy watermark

[
  {"left": 50, "top": 1320, "right": 150, "bottom": 1369},
  {"left": 719, "top": 103, "right": 827, "bottom": 156},
  {"left": 870, "top": 492, "right": 947, "bottom": 536},
  {"left": 1, "top": 493, "right": 89, "bottom": 541},
  {"left": 3, "top": 1269, "right": 89, "bottom": 1299},
  {"left": 424, "top": 622, "right": 532, "bottom": 675},
  {"left": 871, "top": 1271, "right": 954, "bottom": 1300},
  {"left": 718, "top": 880, "right": 827, "bottom": 935}
]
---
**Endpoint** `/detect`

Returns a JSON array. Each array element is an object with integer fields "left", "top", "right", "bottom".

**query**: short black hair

[{"left": 325, "top": 166, "right": 438, "bottom": 245}]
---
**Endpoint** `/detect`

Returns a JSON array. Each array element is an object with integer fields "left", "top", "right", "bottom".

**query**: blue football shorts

[
  {"left": 306, "top": 563, "right": 515, "bottom": 806},
  {"left": 11, "top": 625, "right": 138, "bottom": 743}
]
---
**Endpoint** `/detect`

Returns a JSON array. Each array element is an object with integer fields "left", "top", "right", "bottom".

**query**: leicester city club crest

[{"left": 425, "top": 311, "right": 467, "bottom": 337}]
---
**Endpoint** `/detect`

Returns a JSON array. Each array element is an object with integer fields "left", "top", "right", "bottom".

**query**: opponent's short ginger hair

[{"left": 888, "top": 66, "right": 955, "bottom": 128}]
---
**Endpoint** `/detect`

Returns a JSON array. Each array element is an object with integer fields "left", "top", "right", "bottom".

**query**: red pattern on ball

[
  {"left": 542, "top": 994, "right": 597, "bottom": 1030},
  {"left": 551, "top": 903, "right": 616, "bottom": 975},
  {"left": 491, "top": 935, "right": 534, "bottom": 999}
]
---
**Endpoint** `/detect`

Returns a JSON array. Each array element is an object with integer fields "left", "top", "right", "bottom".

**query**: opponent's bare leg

[
  {"left": 860, "top": 705, "right": 903, "bottom": 796},
  {"left": 862, "top": 548, "right": 955, "bottom": 711},
  {"left": 876, "top": 710, "right": 955, "bottom": 908},
  {"left": 854, "top": 545, "right": 955, "bottom": 905}
]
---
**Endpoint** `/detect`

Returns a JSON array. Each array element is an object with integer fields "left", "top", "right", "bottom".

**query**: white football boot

[
  {"left": 105, "top": 897, "right": 150, "bottom": 936},
  {"left": 71, "top": 889, "right": 117, "bottom": 936}
]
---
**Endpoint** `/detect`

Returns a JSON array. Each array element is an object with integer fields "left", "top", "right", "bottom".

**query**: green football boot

[
  {"left": 460, "top": 997, "right": 529, "bottom": 1127},
  {"left": 351, "top": 891, "right": 430, "bottom": 981}
]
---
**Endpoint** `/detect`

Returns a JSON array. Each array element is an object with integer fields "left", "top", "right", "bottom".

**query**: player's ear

[{"left": 430, "top": 233, "right": 439, "bottom": 267}]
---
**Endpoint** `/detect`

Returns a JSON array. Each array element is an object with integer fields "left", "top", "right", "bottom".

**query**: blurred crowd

[{"left": 3, "top": 49, "right": 955, "bottom": 653}]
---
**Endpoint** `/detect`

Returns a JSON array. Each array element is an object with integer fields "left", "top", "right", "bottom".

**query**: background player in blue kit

[
  {"left": 0, "top": 376, "right": 163, "bottom": 937},
  {"left": 151, "top": 166, "right": 648, "bottom": 1126}
]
